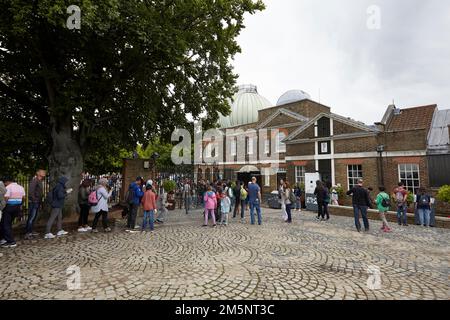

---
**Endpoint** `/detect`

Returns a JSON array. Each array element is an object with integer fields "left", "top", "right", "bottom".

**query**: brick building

[{"left": 196, "top": 84, "right": 448, "bottom": 201}]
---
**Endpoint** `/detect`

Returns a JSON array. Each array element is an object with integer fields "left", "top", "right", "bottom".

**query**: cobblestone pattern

[{"left": 0, "top": 209, "right": 448, "bottom": 300}]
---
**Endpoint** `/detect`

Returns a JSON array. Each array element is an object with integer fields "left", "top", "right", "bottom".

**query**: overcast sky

[{"left": 233, "top": 0, "right": 450, "bottom": 124}]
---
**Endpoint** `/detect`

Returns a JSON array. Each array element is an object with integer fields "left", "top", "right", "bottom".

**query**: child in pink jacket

[{"left": 203, "top": 186, "right": 217, "bottom": 227}]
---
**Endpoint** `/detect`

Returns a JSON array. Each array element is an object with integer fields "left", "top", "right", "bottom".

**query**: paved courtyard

[{"left": 0, "top": 208, "right": 448, "bottom": 300}]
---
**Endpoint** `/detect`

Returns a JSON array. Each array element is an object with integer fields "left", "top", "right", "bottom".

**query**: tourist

[
  {"left": 239, "top": 182, "right": 247, "bottom": 223},
  {"left": 227, "top": 182, "right": 234, "bottom": 214},
  {"left": 91, "top": 178, "right": 113, "bottom": 233},
  {"left": 220, "top": 189, "right": 231, "bottom": 226},
  {"left": 77, "top": 179, "right": 92, "bottom": 232},
  {"left": 314, "top": 181, "right": 325, "bottom": 221},
  {"left": 156, "top": 185, "right": 168, "bottom": 224},
  {"left": 44, "top": 176, "right": 71, "bottom": 239},
  {"left": 323, "top": 181, "right": 331, "bottom": 220},
  {"left": 393, "top": 182, "right": 408, "bottom": 226},
  {"left": 215, "top": 184, "right": 224, "bottom": 222},
  {"left": 126, "top": 177, "right": 144, "bottom": 231},
  {"left": 183, "top": 179, "right": 191, "bottom": 215},
  {"left": 416, "top": 188, "right": 432, "bottom": 227},
  {"left": 24, "top": 169, "right": 46, "bottom": 239},
  {"left": 284, "top": 182, "right": 294, "bottom": 223},
  {"left": 375, "top": 186, "right": 392, "bottom": 232},
  {"left": 0, "top": 179, "right": 6, "bottom": 222},
  {"left": 279, "top": 179, "right": 287, "bottom": 221},
  {"left": 203, "top": 186, "right": 217, "bottom": 227},
  {"left": 232, "top": 181, "right": 241, "bottom": 219},
  {"left": 294, "top": 184, "right": 302, "bottom": 212},
  {"left": 0, "top": 177, "right": 25, "bottom": 248},
  {"left": 248, "top": 177, "right": 262, "bottom": 226},
  {"left": 346, "top": 179, "right": 372, "bottom": 232},
  {"left": 331, "top": 186, "right": 339, "bottom": 206},
  {"left": 141, "top": 183, "right": 157, "bottom": 232}
]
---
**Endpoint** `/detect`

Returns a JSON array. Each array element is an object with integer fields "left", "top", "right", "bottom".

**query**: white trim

[
  {"left": 285, "top": 132, "right": 377, "bottom": 144},
  {"left": 398, "top": 163, "right": 421, "bottom": 194},
  {"left": 218, "top": 160, "right": 286, "bottom": 165},
  {"left": 331, "top": 159, "right": 336, "bottom": 186},
  {"left": 286, "top": 150, "right": 427, "bottom": 161},
  {"left": 256, "top": 108, "right": 308, "bottom": 129},
  {"left": 330, "top": 117, "right": 334, "bottom": 136},
  {"left": 314, "top": 121, "right": 318, "bottom": 138},
  {"left": 315, "top": 160, "right": 319, "bottom": 171}
]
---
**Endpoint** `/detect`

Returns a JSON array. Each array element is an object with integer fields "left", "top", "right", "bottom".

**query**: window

[
  {"left": 347, "top": 165, "right": 363, "bottom": 189},
  {"left": 295, "top": 166, "right": 306, "bottom": 186},
  {"left": 276, "top": 132, "right": 286, "bottom": 153},
  {"left": 205, "top": 143, "right": 212, "bottom": 158},
  {"left": 247, "top": 137, "right": 253, "bottom": 155},
  {"left": 399, "top": 164, "right": 420, "bottom": 194},
  {"left": 264, "top": 168, "right": 270, "bottom": 187},
  {"left": 264, "top": 139, "right": 270, "bottom": 154},
  {"left": 230, "top": 139, "right": 237, "bottom": 156},
  {"left": 317, "top": 117, "right": 331, "bottom": 137}
]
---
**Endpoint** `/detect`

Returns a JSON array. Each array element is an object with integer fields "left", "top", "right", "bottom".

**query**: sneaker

[
  {"left": 212, "top": 224, "right": 217, "bottom": 228},
  {"left": 84, "top": 226, "right": 92, "bottom": 231},
  {"left": 1, "top": 242, "right": 17, "bottom": 248},
  {"left": 44, "top": 233, "right": 55, "bottom": 239},
  {"left": 383, "top": 227, "right": 392, "bottom": 233},
  {"left": 24, "top": 233, "right": 33, "bottom": 240},
  {"left": 92, "top": 229, "right": 99, "bottom": 233},
  {"left": 202, "top": 225, "right": 208, "bottom": 227},
  {"left": 104, "top": 227, "right": 112, "bottom": 233},
  {"left": 78, "top": 227, "right": 87, "bottom": 233},
  {"left": 0, "top": 239, "right": 7, "bottom": 245},
  {"left": 134, "top": 225, "right": 141, "bottom": 230},
  {"left": 31, "top": 232, "right": 39, "bottom": 236},
  {"left": 57, "top": 230, "right": 69, "bottom": 236}
]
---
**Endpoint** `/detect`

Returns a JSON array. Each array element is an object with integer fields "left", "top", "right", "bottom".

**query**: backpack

[
  {"left": 288, "top": 189, "right": 297, "bottom": 204},
  {"left": 126, "top": 187, "right": 135, "bottom": 205},
  {"left": 228, "top": 187, "right": 234, "bottom": 198},
  {"left": 419, "top": 195, "right": 430, "bottom": 206},
  {"left": 381, "top": 194, "right": 391, "bottom": 208},
  {"left": 88, "top": 190, "right": 101, "bottom": 206},
  {"left": 240, "top": 187, "right": 248, "bottom": 200},
  {"left": 395, "top": 191, "right": 405, "bottom": 205}
]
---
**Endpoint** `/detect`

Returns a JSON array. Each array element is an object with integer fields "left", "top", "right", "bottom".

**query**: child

[
  {"left": 141, "top": 184, "right": 157, "bottom": 232},
  {"left": 331, "top": 187, "right": 339, "bottom": 206},
  {"left": 376, "top": 186, "right": 392, "bottom": 233},
  {"left": 220, "top": 190, "right": 231, "bottom": 226},
  {"left": 156, "top": 186, "right": 168, "bottom": 224},
  {"left": 203, "top": 186, "right": 217, "bottom": 227}
]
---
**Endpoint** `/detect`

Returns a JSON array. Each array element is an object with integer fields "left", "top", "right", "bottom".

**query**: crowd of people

[{"left": 0, "top": 169, "right": 436, "bottom": 248}]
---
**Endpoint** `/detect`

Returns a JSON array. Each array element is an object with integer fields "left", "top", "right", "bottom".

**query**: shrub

[
  {"left": 163, "top": 180, "right": 177, "bottom": 193},
  {"left": 437, "top": 185, "right": 450, "bottom": 204}
]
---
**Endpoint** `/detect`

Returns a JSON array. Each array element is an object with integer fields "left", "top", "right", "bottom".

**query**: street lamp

[{"left": 376, "top": 145, "right": 385, "bottom": 186}]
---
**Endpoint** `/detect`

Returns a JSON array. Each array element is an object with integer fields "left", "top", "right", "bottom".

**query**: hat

[
  {"left": 146, "top": 179, "right": 153, "bottom": 186},
  {"left": 136, "top": 176, "right": 143, "bottom": 181}
]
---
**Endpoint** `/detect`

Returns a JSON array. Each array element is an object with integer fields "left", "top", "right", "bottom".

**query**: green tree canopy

[{"left": 0, "top": 0, "right": 264, "bottom": 212}]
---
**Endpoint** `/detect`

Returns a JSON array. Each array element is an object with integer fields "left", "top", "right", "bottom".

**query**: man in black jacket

[
  {"left": 25, "top": 170, "right": 46, "bottom": 240},
  {"left": 347, "top": 179, "right": 372, "bottom": 232}
]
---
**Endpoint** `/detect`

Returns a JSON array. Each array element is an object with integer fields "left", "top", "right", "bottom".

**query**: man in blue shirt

[{"left": 248, "top": 177, "right": 262, "bottom": 225}]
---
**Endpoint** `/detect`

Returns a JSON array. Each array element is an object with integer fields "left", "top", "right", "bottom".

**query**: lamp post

[{"left": 376, "top": 145, "right": 385, "bottom": 186}]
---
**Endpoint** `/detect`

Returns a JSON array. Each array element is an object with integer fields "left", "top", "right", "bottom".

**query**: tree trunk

[{"left": 48, "top": 119, "right": 83, "bottom": 218}]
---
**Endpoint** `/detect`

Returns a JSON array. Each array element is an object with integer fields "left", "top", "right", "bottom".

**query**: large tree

[{"left": 0, "top": 0, "right": 264, "bottom": 213}]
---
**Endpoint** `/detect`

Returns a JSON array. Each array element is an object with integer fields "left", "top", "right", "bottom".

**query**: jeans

[
  {"left": 249, "top": 199, "right": 262, "bottom": 225},
  {"left": 204, "top": 209, "right": 216, "bottom": 226},
  {"left": 92, "top": 210, "right": 109, "bottom": 230},
  {"left": 220, "top": 213, "right": 229, "bottom": 225},
  {"left": 233, "top": 198, "right": 240, "bottom": 218},
  {"left": 79, "top": 204, "right": 90, "bottom": 226},
  {"left": 127, "top": 204, "right": 139, "bottom": 228},
  {"left": 184, "top": 196, "right": 190, "bottom": 214},
  {"left": 295, "top": 197, "right": 301, "bottom": 210},
  {"left": 0, "top": 205, "right": 20, "bottom": 244},
  {"left": 46, "top": 207, "right": 63, "bottom": 234},
  {"left": 323, "top": 203, "right": 330, "bottom": 220},
  {"left": 240, "top": 200, "right": 246, "bottom": 219},
  {"left": 353, "top": 205, "right": 369, "bottom": 231},
  {"left": 396, "top": 205, "right": 408, "bottom": 225},
  {"left": 418, "top": 208, "right": 431, "bottom": 226},
  {"left": 286, "top": 203, "right": 292, "bottom": 222},
  {"left": 142, "top": 210, "right": 155, "bottom": 230},
  {"left": 26, "top": 202, "right": 40, "bottom": 234}
]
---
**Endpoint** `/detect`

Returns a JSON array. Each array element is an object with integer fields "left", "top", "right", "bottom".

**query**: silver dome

[{"left": 276, "top": 90, "right": 311, "bottom": 106}]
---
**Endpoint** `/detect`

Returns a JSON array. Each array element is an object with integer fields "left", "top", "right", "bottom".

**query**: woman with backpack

[
  {"left": 284, "top": 182, "right": 295, "bottom": 223},
  {"left": 77, "top": 179, "right": 92, "bottom": 232},
  {"left": 376, "top": 186, "right": 392, "bottom": 233},
  {"left": 415, "top": 188, "right": 432, "bottom": 227},
  {"left": 90, "top": 178, "right": 113, "bottom": 233},
  {"left": 203, "top": 186, "right": 217, "bottom": 227}
]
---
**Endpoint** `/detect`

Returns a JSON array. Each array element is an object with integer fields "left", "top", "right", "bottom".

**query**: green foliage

[
  {"left": 437, "top": 185, "right": 450, "bottom": 204},
  {"left": 163, "top": 179, "right": 177, "bottom": 193},
  {"left": 406, "top": 191, "right": 414, "bottom": 204},
  {"left": 0, "top": 0, "right": 265, "bottom": 174},
  {"left": 334, "top": 184, "right": 345, "bottom": 200},
  {"left": 136, "top": 139, "right": 174, "bottom": 169}
]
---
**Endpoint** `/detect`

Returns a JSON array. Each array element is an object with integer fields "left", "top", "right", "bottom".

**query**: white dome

[
  {"left": 276, "top": 90, "right": 311, "bottom": 106},
  {"left": 219, "top": 84, "right": 272, "bottom": 128}
]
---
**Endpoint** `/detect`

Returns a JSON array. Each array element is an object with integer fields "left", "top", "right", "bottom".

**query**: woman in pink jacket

[{"left": 203, "top": 186, "right": 217, "bottom": 227}]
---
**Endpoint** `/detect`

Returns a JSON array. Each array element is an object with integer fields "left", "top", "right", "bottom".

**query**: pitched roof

[
  {"left": 386, "top": 104, "right": 437, "bottom": 131},
  {"left": 256, "top": 108, "right": 308, "bottom": 129},
  {"left": 428, "top": 109, "right": 450, "bottom": 153}
]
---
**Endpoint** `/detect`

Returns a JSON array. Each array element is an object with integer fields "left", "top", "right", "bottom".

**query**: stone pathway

[{"left": 0, "top": 208, "right": 448, "bottom": 300}]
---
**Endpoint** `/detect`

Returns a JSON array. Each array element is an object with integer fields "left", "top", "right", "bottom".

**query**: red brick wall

[
  {"left": 334, "top": 136, "right": 378, "bottom": 153},
  {"left": 333, "top": 120, "right": 364, "bottom": 135},
  {"left": 287, "top": 142, "right": 315, "bottom": 156}
]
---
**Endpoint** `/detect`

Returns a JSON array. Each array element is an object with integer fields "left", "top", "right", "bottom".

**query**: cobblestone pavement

[{"left": 1, "top": 208, "right": 448, "bottom": 300}]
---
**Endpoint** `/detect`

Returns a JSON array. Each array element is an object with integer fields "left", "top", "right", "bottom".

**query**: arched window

[{"left": 276, "top": 132, "right": 286, "bottom": 153}]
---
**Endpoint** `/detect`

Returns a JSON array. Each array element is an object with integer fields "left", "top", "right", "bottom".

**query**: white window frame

[
  {"left": 347, "top": 165, "right": 363, "bottom": 190},
  {"left": 320, "top": 142, "right": 328, "bottom": 153},
  {"left": 264, "top": 168, "right": 270, "bottom": 187},
  {"left": 264, "top": 139, "right": 270, "bottom": 154},
  {"left": 247, "top": 137, "right": 254, "bottom": 155},
  {"left": 398, "top": 164, "right": 420, "bottom": 194},
  {"left": 295, "top": 166, "right": 306, "bottom": 186},
  {"left": 231, "top": 139, "right": 237, "bottom": 156},
  {"left": 276, "top": 132, "right": 286, "bottom": 153}
]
